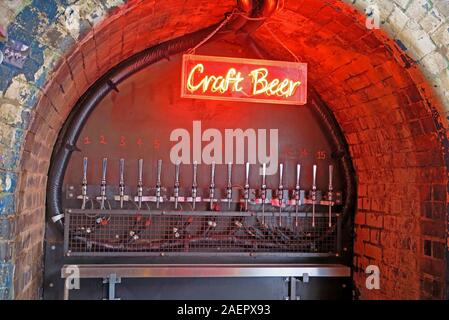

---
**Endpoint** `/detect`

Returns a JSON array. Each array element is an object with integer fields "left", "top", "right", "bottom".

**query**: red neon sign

[{"left": 181, "top": 54, "right": 307, "bottom": 105}]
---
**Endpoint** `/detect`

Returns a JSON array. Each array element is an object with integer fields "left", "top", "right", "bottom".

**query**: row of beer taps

[{"left": 78, "top": 157, "right": 337, "bottom": 227}]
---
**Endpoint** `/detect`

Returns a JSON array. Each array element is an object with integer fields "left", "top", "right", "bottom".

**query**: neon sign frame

[{"left": 181, "top": 54, "right": 307, "bottom": 105}]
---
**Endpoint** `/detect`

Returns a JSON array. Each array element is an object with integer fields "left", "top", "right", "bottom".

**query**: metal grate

[{"left": 65, "top": 209, "right": 339, "bottom": 256}]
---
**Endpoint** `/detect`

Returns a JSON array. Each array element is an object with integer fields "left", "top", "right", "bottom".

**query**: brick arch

[
  {"left": 248, "top": 0, "right": 449, "bottom": 299},
  {"left": 0, "top": 0, "right": 447, "bottom": 299}
]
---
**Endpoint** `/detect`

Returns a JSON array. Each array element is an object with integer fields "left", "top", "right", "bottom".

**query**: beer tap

[
  {"left": 260, "top": 163, "right": 267, "bottom": 223},
  {"left": 156, "top": 159, "right": 162, "bottom": 209},
  {"left": 294, "top": 164, "right": 301, "bottom": 227},
  {"left": 209, "top": 162, "right": 216, "bottom": 210},
  {"left": 173, "top": 160, "right": 180, "bottom": 209},
  {"left": 277, "top": 163, "right": 284, "bottom": 227},
  {"left": 81, "top": 157, "right": 88, "bottom": 210},
  {"left": 119, "top": 158, "right": 125, "bottom": 208},
  {"left": 100, "top": 158, "right": 107, "bottom": 210},
  {"left": 137, "top": 159, "right": 144, "bottom": 209},
  {"left": 192, "top": 161, "right": 198, "bottom": 210},
  {"left": 243, "top": 162, "right": 250, "bottom": 211},
  {"left": 311, "top": 164, "right": 317, "bottom": 228},
  {"left": 226, "top": 162, "right": 233, "bottom": 209},
  {"left": 327, "top": 164, "right": 334, "bottom": 227}
]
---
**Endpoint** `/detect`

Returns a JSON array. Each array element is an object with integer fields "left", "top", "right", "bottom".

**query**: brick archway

[{"left": 0, "top": 0, "right": 448, "bottom": 299}]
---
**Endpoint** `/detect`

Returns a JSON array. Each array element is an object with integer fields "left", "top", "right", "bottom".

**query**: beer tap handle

[
  {"left": 278, "top": 163, "right": 284, "bottom": 227},
  {"left": 174, "top": 160, "right": 180, "bottom": 209},
  {"left": 210, "top": 162, "right": 216, "bottom": 210},
  {"left": 175, "top": 161, "right": 180, "bottom": 184},
  {"left": 295, "top": 163, "right": 301, "bottom": 227},
  {"left": 312, "top": 164, "right": 317, "bottom": 227},
  {"left": 100, "top": 158, "right": 107, "bottom": 210},
  {"left": 227, "top": 162, "right": 232, "bottom": 209},
  {"left": 296, "top": 164, "right": 301, "bottom": 191},
  {"left": 81, "top": 157, "right": 88, "bottom": 210},
  {"left": 119, "top": 159, "right": 125, "bottom": 184},
  {"left": 137, "top": 159, "right": 143, "bottom": 209},
  {"left": 244, "top": 162, "right": 250, "bottom": 211},
  {"left": 138, "top": 159, "right": 144, "bottom": 184},
  {"left": 102, "top": 158, "right": 108, "bottom": 182},
  {"left": 157, "top": 160, "right": 162, "bottom": 185},
  {"left": 279, "top": 163, "right": 284, "bottom": 188},
  {"left": 210, "top": 162, "right": 216, "bottom": 186},
  {"left": 83, "top": 157, "right": 88, "bottom": 183},
  {"left": 328, "top": 164, "right": 334, "bottom": 227},
  {"left": 192, "top": 161, "right": 198, "bottom": 210},
  {"left": 227, "top": 163, "right": 232, "bottom": 188},
  {"left": 119, "top": 158, "right": 125, "bottom": 208},
  {"left": 156, "top": 159, "right": 162, "bottom": 208},
  {"left": 262, "top": 163, "right": 266, "bottom": 186},
  {"left": 193, "top": 161, "right": 198, "bottom": 187},
  {"left": 259, "top": 163, "right": 266, "bottom": 225}
]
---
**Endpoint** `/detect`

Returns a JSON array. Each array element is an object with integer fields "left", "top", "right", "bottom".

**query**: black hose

[{"left": 310, "top": 90, "right": 357, "bottom": 230}]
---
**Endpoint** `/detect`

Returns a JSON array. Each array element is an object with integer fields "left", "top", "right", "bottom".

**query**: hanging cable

[
  {"left": 187, "top": 8, "right": 240, "bottom": 54},
  {"left": 263, "top": 23, "right": 300, "bottom": 62}
]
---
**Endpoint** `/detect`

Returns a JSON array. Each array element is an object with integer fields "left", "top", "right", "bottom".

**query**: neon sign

[{"left": 181, "top": 54, "right": 307, "bottom": 105}]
